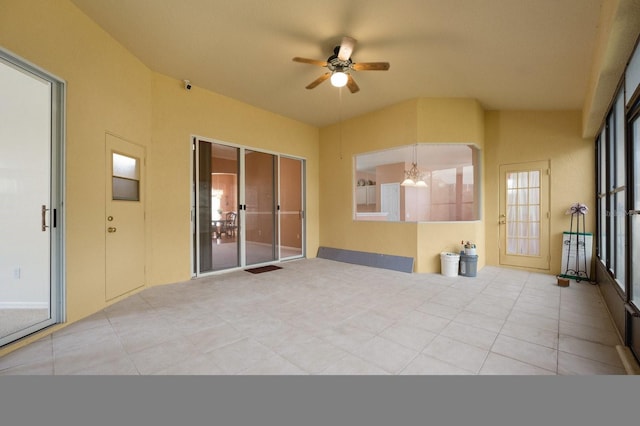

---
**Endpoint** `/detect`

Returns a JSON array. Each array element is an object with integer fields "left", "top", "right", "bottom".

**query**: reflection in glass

[{"left": 354, "top": 144, "right": 479, "bottom": 222}]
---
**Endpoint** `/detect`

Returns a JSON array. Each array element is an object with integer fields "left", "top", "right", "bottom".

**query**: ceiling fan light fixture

[{"left": 330, "top": 71, "right": 348, "bottom": 87}]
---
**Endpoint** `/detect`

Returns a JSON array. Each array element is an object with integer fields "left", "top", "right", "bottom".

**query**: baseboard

[
  {"left": 0, "top": 302, "right": 48, "bottom": 309},
  {"left": 616, "top": 345, "right": 640, "bottom": 375},
  {"left": 317, "top": 246, "right": 414, "bottom": 273}
]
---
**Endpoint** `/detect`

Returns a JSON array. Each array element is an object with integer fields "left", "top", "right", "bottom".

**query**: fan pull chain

[{"left": 338, "top": 87, "right": 343, "bottom": 160}]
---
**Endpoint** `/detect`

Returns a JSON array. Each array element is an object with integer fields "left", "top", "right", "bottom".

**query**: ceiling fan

[{"left": 292, "top": 36, "right": 390, "bottom": 93}]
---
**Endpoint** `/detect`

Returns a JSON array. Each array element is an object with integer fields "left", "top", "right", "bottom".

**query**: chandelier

[{"left": 401, "top": 144, "right": 427, "bottom": 187}]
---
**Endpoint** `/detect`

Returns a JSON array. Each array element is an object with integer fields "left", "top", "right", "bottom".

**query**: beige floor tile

[
  {"left": 500, "top": 321, "right": 558, "bottom": 349},
  {"left": 153, "top": 353, "right": 227, "bottom": 375},
  {"left": 560, "top": 309, "right": 617, "bottom": 332},
  {"left": 479, "top": 353, "right": 556, "bottom": 375},
  {"left": 453, "top": 310, "right": 505, "bottom": 333},
  {"left": 490, "top": 335, "right": 557, "bottom": 372},
  {"left": 277, "top": 337, "right": 350, "bottom": 373},
  {"left": 353, "top": 336, "right": 420, "bottom": 374},
  {"left": 558, "top": 335, "right": 623, "bottom": 367},
  {"left": 559, "top": 320, "right": 621, "bottom": 346},
  {"left": 341, "top": 310, "right": 396, "bottom": 334},
  {"left": 0, "top": 260, "right": 626, "bottom": 376},
  {"left": 414, "top": 301, "right": 460, "bottom": 319},
  {"left": 422, "top": 335, "right": 490, "bottom": 374},
  {"left": 379, "top": 322, "right": 438, "bottom": 351},
  {"left": 506, "top": 310, "right": 558, "bottom": 333},
  {"left": 320, "top": 353, "right": 390, "bottom": 375},
  {"left": 314, "top": 324, "right": 376, "bottom": 353},
  {"left": 557, "top": 351, "right": 627, "bottom": 375},
  {"left": 0, "top": 336, "right": 52, "bottom": 371},
  {"left": 186, "top": 322, "right": 246, "bottom": 353},
  {"left": 54, "top": 345, "right": 136, "bottom": 375},
  {"left": 441, "top": 321, "right": 498, "bottom": 350},
  {"left": 208, "top": 337, "right": 279, "bottom": 374},
  {"left": 395, "top": 310, "right": 452, "bottom": 333},
  {"left": 512, "top": 299, "right": 559, "bottom": 320},
  {"left": 429, "top": 288, "right": 478, "bottom": 309},
  {"left": 0, "top": 358, "right": 54, "bottom": 375},
  {"left": 400, "top": 353, "right": 473, "bottom": 375},
  {"left": 238, "top": 353, "right": 308, "bottom": 375},
  {"left": 128, "top": 337, "right": 199, "bottom": 375}
]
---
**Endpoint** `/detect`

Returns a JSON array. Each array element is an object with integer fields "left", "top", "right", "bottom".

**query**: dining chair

[{"left": 225, "top": 211, "right": 237, "bottom": 237}]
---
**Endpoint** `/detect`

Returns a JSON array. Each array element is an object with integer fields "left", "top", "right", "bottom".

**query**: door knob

[{"left": 107, "top": 227, "right": 117, "bottom": 233}]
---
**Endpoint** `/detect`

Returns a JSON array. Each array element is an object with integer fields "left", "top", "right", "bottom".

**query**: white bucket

[{"left": 440, "top": 252, "right": 460, "bottom": 277}]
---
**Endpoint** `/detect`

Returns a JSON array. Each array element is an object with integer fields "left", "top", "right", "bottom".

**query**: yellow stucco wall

[
  {"left": 484, "top": 110, "right": 595, "bottom": 274},
  {"left": 149, "top": 73, "right": 319, "bottom": 286},
  {"left": 319, "top": 98, "right": 485, "bottom": 273},
  {"left": 0, "top": 0, "right": 319, "bottom": 355},
  {"left": 1, "top": 0, "right": 154, "bottom": 325}
]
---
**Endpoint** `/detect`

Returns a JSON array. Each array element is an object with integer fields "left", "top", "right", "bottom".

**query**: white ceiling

[{"left": 70, "top": 0, "right": 606, "bottom": 128}]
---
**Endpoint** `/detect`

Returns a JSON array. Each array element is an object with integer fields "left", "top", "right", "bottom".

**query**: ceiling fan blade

[
  {"left": 346, "top": 74, "right": 360, "bottom": 93},
  {"left": 352, "top": 62, "right": 390, "bottom": 71},
  {"left": 292, "top": 57, "right": 328, "bottom": 67},
  {"left": 337, "top": 36, "right": 357, "bottom": 61},
  {"left": 306, "top": 72, "right": 331, "bottom": 89}
]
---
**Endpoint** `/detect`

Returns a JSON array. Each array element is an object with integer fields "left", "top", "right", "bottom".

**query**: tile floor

[{"left": 0, "top": 258, "right": 631, "bottom": 375}]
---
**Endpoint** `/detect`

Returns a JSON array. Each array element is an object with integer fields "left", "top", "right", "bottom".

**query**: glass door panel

[
  {"left": 1, "top": 53, "right": 62, "bottom": 347},
  {"left": 244, "top": 150, "right": 278, "bottom": 265},
  {"left": 631, "top": 114, "right": 640, "bottom": 307},
  {"left": 197, "top": 141, "right": 239, "bottom": 272},
  {"left": 280, "top": 157, "right": 304, "bottom": 259}
]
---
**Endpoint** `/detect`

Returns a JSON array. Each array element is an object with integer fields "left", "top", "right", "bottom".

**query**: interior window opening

[{"left": 354, "top": 143, "right": 480, "bottom": 222}]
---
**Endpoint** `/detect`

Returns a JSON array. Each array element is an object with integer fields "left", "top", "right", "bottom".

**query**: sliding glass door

[
  {"left": 244, "top": 150, "right": 278, "bottom": 266},
  {"left": 629, "top": 98, "right": 640, "bottom": 358},
  {"left": 192, "top": 139, "right": 304, "bottom": 275}
]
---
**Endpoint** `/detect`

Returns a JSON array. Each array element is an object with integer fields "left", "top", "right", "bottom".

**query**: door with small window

[
  {"left": 499, "top": 161, "right": 550, "bottom": 270},
  {"left": 105, "top": 133, "right": 145, "bottom": 300}
]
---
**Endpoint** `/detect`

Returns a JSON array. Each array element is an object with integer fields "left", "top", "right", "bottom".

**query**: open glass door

[
  {"left": 0, "top": 49, "right": 64, "bottom": 347},
  {"left": 195, "top": 140, "right": 240, "bottom": 273}
]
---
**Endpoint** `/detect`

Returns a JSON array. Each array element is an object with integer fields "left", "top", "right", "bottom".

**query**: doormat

[{"left": 245, "top": 265, "right": 282, "bottom": 274}]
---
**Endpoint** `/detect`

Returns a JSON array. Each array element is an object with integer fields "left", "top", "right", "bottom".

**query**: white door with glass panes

[{"left": 499, "top": 161, "right": 550, "bottom": 270}]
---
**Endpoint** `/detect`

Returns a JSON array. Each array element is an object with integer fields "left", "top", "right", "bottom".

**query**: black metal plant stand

[{"left": 560, "top": 205, "right": 590, "bottom": 283}]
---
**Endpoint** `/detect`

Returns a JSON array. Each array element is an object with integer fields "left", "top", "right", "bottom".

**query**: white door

[
  {"left": 105, "top": 134, "right": 146, "bottom": 300},
  {"left": 381, "top": 183, "right": 400, "bottom": 221},
  {"left": 0, "top": 50, "right": 64, "bottom": 346}
]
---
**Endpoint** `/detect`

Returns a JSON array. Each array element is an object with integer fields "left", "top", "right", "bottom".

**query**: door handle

[
  {"left": 42, "top": 205, "right": 49, "bottom": 231},
  {"left": 107, "top": 227, "right": 117, "bottom": 233},
  {"left": 499, "top": 214, "right": 506, "bottom": 225}
]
